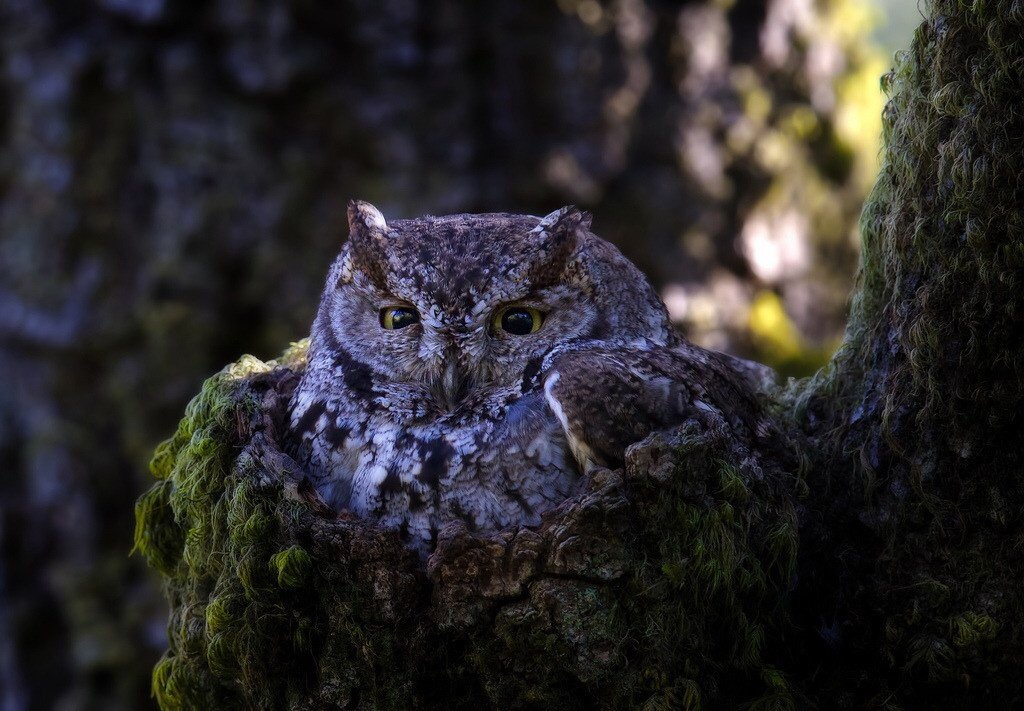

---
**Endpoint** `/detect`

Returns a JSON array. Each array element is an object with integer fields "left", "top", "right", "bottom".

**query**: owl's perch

[
  {"left": 135, "top": 340, "right": 798, "bottom": 709},
  {"left": 136, "top": 2, "right": 1024, "bottom": 708}
]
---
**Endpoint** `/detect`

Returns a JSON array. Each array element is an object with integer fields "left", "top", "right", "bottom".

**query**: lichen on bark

[{"left": 135, "top": 340, "right": 799, "bottom": 709}]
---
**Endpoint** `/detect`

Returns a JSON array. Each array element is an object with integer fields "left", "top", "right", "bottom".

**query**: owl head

[{"left": 308, "top": 200, "right": 674, "bottom": 410}]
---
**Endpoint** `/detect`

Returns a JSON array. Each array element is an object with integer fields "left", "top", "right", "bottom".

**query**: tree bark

[
  {"left": 787, "top": 2, "right": 1024, "bottom": 705},
  {"left": 135, "top": 3, "right": 1024, "bottom": 708}
]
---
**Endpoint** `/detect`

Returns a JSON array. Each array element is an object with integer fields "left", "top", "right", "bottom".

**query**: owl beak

[
  {"left": 442, "top": 360, "right": 465, "bottom": 405},
  {"left": 433, "top": 349, "right": 471, "bottom": 410}
]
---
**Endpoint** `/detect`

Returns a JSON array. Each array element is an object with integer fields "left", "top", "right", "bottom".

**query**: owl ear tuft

[
  {"left": 347, "top": 199, "right": 388, "bottom": 238},
  {"left": 345, "top": 199, "right": 390, "bottom": 287},
  {"left": 534, "top": 205, "right": 591, "bottom": 239},
  {"left": 528, "top": 206, "right": 589, "bottom": 285},
  {"left": 533, "top": 205, "right": 591, "bottom": 253}
]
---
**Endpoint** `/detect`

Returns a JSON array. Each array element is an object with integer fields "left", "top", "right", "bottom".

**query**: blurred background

[{"left": 0, "top": 1, "right": 915, "bottom": 708}]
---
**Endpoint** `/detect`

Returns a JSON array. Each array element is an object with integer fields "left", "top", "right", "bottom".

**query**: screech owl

[{"left": 288, "top": 201, "right": 766, "bottom": 554}]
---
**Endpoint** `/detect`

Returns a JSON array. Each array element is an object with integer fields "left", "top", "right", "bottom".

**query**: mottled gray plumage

[{"left": 288, "top": 201, "right": 760, "bottom": 554}]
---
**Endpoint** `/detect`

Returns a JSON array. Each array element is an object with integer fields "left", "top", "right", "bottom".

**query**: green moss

[
  {"left": 270, "top": 546, "right": 312, "bottom": 589},
  {"left": 949, "top": 612, "right": 998, "bottom": 649},
  {"left": 631, "top": 437, "right": 798, "bottom": 706},
  {"left": 133, "top": 480, "right": 184, "bottom": 577},
  {"left": 134, "top": 355, "right": 299, "bottom": 708}
]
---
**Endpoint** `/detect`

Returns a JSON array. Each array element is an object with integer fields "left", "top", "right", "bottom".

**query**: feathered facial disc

[{"left": 311, "top": 200, "right": 672, "bottom": 411}]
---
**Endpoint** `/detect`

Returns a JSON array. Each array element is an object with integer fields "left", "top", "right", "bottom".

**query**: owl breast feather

[{"left": 288, "top": 378, "right": 579, "bottom": 554}]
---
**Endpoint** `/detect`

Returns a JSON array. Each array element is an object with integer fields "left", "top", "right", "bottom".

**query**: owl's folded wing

[{"left": 542, "top": 343, "right": 776, "bottom": 472}]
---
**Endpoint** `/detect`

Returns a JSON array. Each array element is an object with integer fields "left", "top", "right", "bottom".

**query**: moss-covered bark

[
  {"left": 136, "top": 343, "right": 799, "bottom": 709},
  {"left": 132, "top": 1, "right": 1024, "bottom": 708},
  {"left": 785, "top": 1, "right": 1024, "bottom": 707}
]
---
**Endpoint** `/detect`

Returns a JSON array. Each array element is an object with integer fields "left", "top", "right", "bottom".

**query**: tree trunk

[
  {"left": 134, "top": 2, "right": 1024, "bottom": 708},
  {"left": 787, "top": 1, "right": 1024, "bottom": 705}
]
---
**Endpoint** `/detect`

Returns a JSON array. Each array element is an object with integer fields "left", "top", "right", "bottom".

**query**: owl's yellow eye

[
  {"left": 493, "top": 306, "right": 544, "bottom": 336},
  {"left": 380, "top": 306, "right": 420, "bottom": 330}
]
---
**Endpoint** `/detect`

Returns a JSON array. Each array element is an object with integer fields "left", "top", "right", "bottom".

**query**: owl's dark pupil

[
  {"left": 382, "top": 307, "right": 419, "bottom": 329},
  {"left": 502, "top": 309, "right": 536, "bottom": 335}
]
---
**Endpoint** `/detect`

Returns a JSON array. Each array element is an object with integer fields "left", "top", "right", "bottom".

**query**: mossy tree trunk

[
  {"left": 787, "top": 1, "right": 1024, "bottom": 704},
  {"left": 135, "top": 2, "right": 1024, "bottom": 708}
]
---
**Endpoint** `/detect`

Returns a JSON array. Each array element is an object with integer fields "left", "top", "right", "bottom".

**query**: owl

[{"left": 288, "top": 201, "right": 765, "bottom": 554}]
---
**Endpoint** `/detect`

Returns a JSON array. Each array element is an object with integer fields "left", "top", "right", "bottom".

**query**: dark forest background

[{"left": 0, "top": 1, "right": 914, "bottom": 708}]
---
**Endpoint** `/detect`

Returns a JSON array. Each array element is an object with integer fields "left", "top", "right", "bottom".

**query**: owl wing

[{"left": 542, "top": 342, "right": 775, "bottom": 472}]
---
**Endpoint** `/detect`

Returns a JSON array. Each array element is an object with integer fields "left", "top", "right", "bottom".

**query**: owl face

[{"left": 311, "top": 201, "right": 673, "bottom": 412}]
